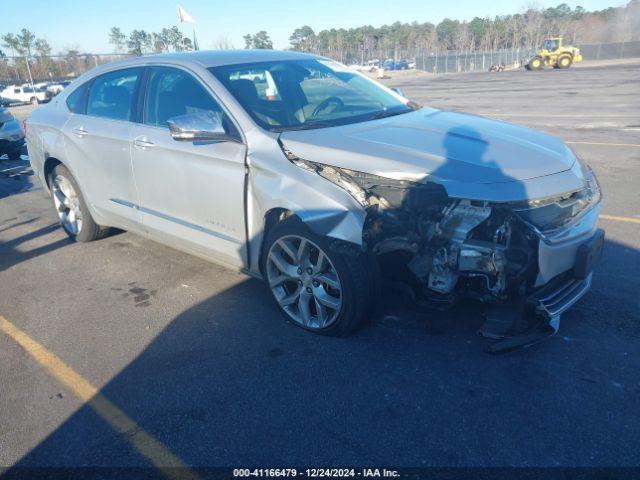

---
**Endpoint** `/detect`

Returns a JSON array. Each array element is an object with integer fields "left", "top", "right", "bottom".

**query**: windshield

[{"left": 209, "top": 59, "right": 414, "bottom": 131}]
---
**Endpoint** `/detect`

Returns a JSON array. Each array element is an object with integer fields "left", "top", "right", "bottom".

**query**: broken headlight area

[{"left": 510, "top": 164, "right": 601, "bottom": 240}]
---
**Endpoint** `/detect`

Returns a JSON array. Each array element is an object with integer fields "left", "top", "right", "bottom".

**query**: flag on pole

[
  {"left": 177, "top": 5, "right": 195, "bottom": 23},
  {"left": 193, "top": 30, "right": 200, "bottom": 51}
]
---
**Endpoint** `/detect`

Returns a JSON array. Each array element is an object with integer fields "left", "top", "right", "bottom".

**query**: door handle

[
  {"left": 134, "top": 136, "right": 155, "bottom": 149},
  {"left": 72, "top": 127, "right": 88, "bottom": 138}
]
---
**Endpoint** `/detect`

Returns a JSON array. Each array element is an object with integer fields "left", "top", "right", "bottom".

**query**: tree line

[
  {"left": 288, "top": 1, "right": 640, "bottom": 62},
  {"left": 107, "top": 26, "right": 193, "bottom": 55},
  {"left": 2, "top": 1, "right": 638, "bottom": 83},
  {"left": 0, "top": 25, "right": 198, "bottom": 83},
  {"left": 1, "top": 29, "right": 60, "bottom": 82}
]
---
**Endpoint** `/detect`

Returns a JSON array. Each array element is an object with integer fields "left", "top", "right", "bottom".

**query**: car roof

[{"left": 94, "top": 49, "right": 323, "bottom": 73}]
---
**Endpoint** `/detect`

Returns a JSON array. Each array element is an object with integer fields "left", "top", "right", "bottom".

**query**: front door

[{"left": 130, "top": 66, "right": 247, "bottom": 268}]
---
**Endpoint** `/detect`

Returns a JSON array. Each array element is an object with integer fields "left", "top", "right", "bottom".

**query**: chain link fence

[
  {"left": 414, "top": 47, "right": 538, "bottom": 74},
  {"left": 413, "top": 40, "right": 640, "bottom": 75},
  {"left": 578, "top": 40, "right": 640, "bottom": 60},
  {"left": 2, "top": 40, "right": 639, "bottom": 85}
]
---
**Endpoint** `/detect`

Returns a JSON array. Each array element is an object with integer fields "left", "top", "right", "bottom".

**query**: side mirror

[{"left": 167, "top": 111, "right": 232, "bottom": 142}]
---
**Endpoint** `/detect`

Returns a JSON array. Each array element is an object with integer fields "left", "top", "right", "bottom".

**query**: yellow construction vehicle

[{"left": 526, "top": 37, "right": 583, "bottom": 70}]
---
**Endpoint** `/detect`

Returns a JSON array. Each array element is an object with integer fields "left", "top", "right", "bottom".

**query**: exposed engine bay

[
  {"left": 280, "top": 142, "right": 603, "bottom": 349},
  {"left": 356, "top": 177, "right": 537, "bottom": 305}
]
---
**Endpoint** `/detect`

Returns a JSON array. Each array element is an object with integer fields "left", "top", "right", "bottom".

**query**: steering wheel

[{"left": 310, "top": 96, "right": 344, "bottom": 118}]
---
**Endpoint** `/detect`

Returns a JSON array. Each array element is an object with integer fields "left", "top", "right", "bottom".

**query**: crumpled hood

[{"left": 280, "top": 108, "right": 583, "bottom": 202}]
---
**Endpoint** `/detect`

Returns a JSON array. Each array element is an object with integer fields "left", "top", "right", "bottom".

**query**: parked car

[
  {"left": 25, "top": 51, "right": 603, "bottom": 347},
  {"left": 365, "top": 59, "right": 380, "bottom": 70},
  {"left": 1, "top": 84, "right": 49, "bottom": 105},
  {"left": 383, "top": 59, "right": 410, "bottom": 71},
  {"left": 47, "top": 80, "right": 72, "bottom": 96},
  {"left": 0, "top": 107, "right": 25, "bottom": 160}
]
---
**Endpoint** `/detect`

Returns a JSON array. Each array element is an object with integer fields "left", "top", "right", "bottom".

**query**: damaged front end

[{"left": 281, "top": 144, "right": 603, "bottom": 351}]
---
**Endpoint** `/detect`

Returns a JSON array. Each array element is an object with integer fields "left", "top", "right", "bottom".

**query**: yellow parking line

[
  {"left": 600, "top": 214, "right": 640, "bottom": 224},
  {"left": 566, "top": 141, "right": 640, "bottom": 147},
  {"left": 0, "top": 315, "right": 199, "bottom": 480}
]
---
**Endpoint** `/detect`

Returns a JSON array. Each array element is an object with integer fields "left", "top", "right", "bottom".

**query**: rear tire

[
  {"left": 49, "top": 164, "right": 109, "bottom": 242},
  {"left": 262, "top": 216, "right": 376, "bottom": 336}
]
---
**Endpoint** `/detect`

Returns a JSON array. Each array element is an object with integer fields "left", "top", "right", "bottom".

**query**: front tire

[
  {"left": 8, "top": 148, "right": 22, "bottom": 160},
  {"left": 49, "top": 164, "right": 108, "bottom": 242},
  {"left": 30, "top": 97, "right": 39, "bottom": 105},
  {"left": 528, "top": 57, "right": 543, "bottom": 70},
  {"left": 262, "top": 217, "right": 376, "bottom": 336}
]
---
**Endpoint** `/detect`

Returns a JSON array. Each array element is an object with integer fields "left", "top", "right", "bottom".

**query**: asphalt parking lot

[{"left": 1, "top": 63, "right": 639, "bottom": 475}]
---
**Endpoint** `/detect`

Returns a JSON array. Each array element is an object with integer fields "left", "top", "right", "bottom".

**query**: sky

[{"left": 2, "top": 0, "right": 625, "bottom": 54}]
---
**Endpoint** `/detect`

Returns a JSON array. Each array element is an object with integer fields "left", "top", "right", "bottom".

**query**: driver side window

[{"left": 144, "top": 67, "right": 227, "bottom": 130}]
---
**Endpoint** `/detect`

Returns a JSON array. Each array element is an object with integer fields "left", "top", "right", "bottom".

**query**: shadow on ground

[
  {"left": 3, "top": 235, "right": 639, "bottom": 474},
  {"left": 0, "top": 221, "right": 71, "bottom": 271},
  {"left": 0, "top": 154, "right": 33, "bottom": 200},
  {"left": 2, "top": 122, "right": 640, "bottom": 474}
]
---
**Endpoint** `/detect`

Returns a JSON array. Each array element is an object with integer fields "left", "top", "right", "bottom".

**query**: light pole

[{"left": 24, "top": 56, "right": 36, "bottom": 91}]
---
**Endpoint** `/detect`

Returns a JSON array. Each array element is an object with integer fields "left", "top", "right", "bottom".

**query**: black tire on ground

[
  {"left": 528, "top": 57, "right": 543, "bottom": 70},
  {"left": 557, "top": 54, "right": 572, "bottom": 69},
  {"left": 30, "top": 97, "right": 38, "bottom": 105},
  {"left": 261, "top": 216, "right": 377, "bottom": 337},
  {"left": 49, "top": 164, "right": 109, "bottom": 242},
  {"left": 7, "top": 149, "right": 22, "bottom": 160}
]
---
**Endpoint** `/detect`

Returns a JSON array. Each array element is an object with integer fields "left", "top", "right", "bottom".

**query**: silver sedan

[{"left": 25, "top": 50, "right": 603, "bottom": 347}]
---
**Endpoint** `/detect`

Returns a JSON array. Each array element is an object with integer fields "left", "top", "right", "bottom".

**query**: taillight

[{"left": 22, "top": 119, "right": 27, "bottom": 136}]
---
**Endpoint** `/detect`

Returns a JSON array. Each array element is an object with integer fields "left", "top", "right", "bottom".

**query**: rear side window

[
  {"left": 66, "top": 83, "right": 88, "bottom": 114},
  {"left": 144, "top": 67, "right": 224, "bottom": 128},
  {"left": 86, "top": 68, "right": 142, "bottom": 121}
]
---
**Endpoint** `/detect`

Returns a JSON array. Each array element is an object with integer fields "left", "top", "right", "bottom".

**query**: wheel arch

[
  {"left": 257, "top": 206, "right": 369, "bottom": 276},
  {"left": 43, "top": 157, "right": 63, "bottom": 190},
  {"left": 258, "top": 208, "right": 300, "bottom": 276}
]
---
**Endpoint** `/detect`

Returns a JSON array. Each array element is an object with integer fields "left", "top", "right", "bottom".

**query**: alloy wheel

[
  {"left": 52, "top": 174, "right": 83, "bottom": 235},
  {"left": 266, "top": 235, "right": 342, "bottom": 329}
]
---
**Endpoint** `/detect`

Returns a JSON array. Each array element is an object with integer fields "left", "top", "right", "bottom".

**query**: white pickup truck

[{"left": 0, "top": 84, "right": 49, "bottom": 105}]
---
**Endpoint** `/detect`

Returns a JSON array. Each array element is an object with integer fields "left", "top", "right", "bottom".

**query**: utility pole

[{"left": 24, "top": 56, "right": 35, "bottom": 91}]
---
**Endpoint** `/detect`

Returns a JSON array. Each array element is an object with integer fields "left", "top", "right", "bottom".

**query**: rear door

[
  {"left": 130, "top": 66, "right": 247, "bottom": 268},
  {"left": 62, "top": 67, "right": 143, "bottom": 230}
]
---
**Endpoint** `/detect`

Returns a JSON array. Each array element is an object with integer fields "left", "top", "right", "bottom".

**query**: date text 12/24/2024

[{"left": 233, "top": 469, "right": 400, "bottom": 478}]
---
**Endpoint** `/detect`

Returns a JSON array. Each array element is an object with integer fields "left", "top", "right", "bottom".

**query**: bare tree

[{"left": 212, "top": 36, "right": 234, "bottom": 50}]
